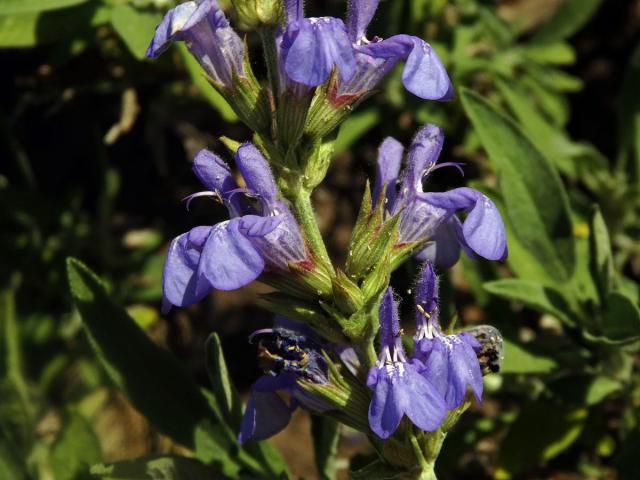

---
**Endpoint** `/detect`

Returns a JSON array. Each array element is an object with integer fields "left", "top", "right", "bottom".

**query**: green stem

[
  {"left": 259, "top": 27, "right": 280, "bottom": 104},
  {"left": 292, "top": 189, "right": 333, "bottom": 270}
]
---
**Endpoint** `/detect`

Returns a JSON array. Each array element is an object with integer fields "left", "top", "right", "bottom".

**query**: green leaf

[
  {"left": 616, "top": 41, "right": 640, "bottom": 191},
  {"left": 549, "top": 375, "right": 622, "bottom": 406},
  {"left": 0, "top": 4, "right": 110, "bottom": 48},
  {"left": 50, "top": 411, "right": 102, "bottom": 480},
  {"left": 65, "top": 257, "right": 216, "bottom": 449},
  {"left": 496, "top": 401, "right": 587, "bottom": 477},
  {"left": 500, "top": 339, "right": 557, "bottom": 374},
  {"left": 0, "top": 0, "right": 87, "bottom": 15},
  {"left": 178, "top": 44, "right": 238, "bottom": 122},
  {"left": 532, "top": 0, "right": 603, "bottom": 42},
  {"left": 484, "top": 279, "right": 575, "bottom": 327},
  {"left": 0, "top": 378, "right": 32, "bottom": 464},
  {"left": 204, "top": 333, "right": 242, "bottom": 426},
  {"left": 334, "top": 109, "right": 379, "bottom": 155},
  {"left": 522, "top": 41, "right": 575, "bottom": 65},
  {"left": 311, "top": 416, "right": 341, "bottom": 480},
  {"left": 350, "top": 460, "right": 408, "bottom": 479},
  {"left": 110, "top": 4, "right": 161, "bottom": 60},
  {"left": 599, "top": 292, "right": 640, "bottom": 344},
  {"left": 90, "top": 455, "right": 219, "bottom": 479},
  {"left": 589, "top": 205, "right": 614, "bottom": 299},
  {"left": 461, "top": 88, "right": 575, "bottom": 281}
]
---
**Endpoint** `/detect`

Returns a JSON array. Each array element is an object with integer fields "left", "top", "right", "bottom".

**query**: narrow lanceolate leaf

[
  {"left": 204, "top": 333, "right": 243, "bottom": 426},
  {"left": 589, "top": 205, "right": 614, "bottom": 300},
  {"left": 616, "top": 41, "right": 640, "bottom": 191},
  {"left": 66, "top": 258, "right": 218, "bottom": 449},
  {"left": 0, "top": 0, "right": 87, "bottom": 15},
  {"left": 483, "top": 279, "right": 576, "bottom": 327},
  {"left": 461, "top": 88, "right": 575, "bottom": 282},
  {"left": 532, "top": 0, "right": 603, "bottom": 43},
  {"left": 311, "top": 416, "right": 341, "bottom": 480},
  {"left": 66, "top": 258, "right": 287, "bottom": 478}
]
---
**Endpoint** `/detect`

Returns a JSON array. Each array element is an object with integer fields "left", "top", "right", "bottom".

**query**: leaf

[
  {"left": 589, "top": 205, "right": 614, "bottom": 299},
  {"left": 549, "top": 375, "right": 622, "bottom": 406},
  {"left": 312, "top": 416, "right": 341, "bottom": 480},
  {"left": 496, "top": 401, "right": 587, "bottom": 477},
  {"left": 66, "top": 257, "right": 216, "bottom": 449},
  {"left": 204, "top": 333, "right": 242, "bottom": 426},
  {"left": 110, "top": 4, "right": 161, "bottom": 60},
  {"left": 66, "top": 258, "right": 287, "bottom": 479},
  {"left": 90, "top": 455, "right": 219, "bottom": 480},
  {"left": 500, "top": 339, "right": 557, "bottom": 374},
  {"left": 0, "top": 378, "right": 32, "bottom": 463},
  {"left": 0, "top": 0, "right": 87, "bottom": 15},
  {"left": 334, "top": 109, "right": 379, "bottom": 154},
  {"left": 532, "top": 0, "right": 603, "bottom": 42},
  {"left": 599, "top": 292, "right": 640, "bottom": 344},
  {"left": 522, "top": 41, "right": 575, "bottom": 65},
  {"left": 484, "top": 279, "right": 576, "bottom": 327},
  {"left": 616, "top": 41, "right": 640, "bottom": 191},
  {"left": 461, "top": 88, "right": 575, "bottom": 281},
  {"left": 350, "top": 460, "right": 408, "bottom": 479},
  {"left": 0, "top": 4, "right": 109, "bottom": 48},
  {"left": 178, "top": 44, "right": 238, "bottom": 122},
  {"left": 50, "top": 411, "right": 102, "bottom": 480}
]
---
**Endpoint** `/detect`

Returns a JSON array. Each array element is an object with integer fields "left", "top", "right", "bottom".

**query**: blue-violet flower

[
  {"left": 147, "top": 0, "right": 244, "bottom": 87},
  {"left": 366, "top": 288, "right": 447, "bottom": 439},
  {"left": 373, "top": 123, "right": 507, "bottom": 268},
  {"left": 162, "top": 144, "right": 306, "bottom": 310},
  {"left": 413, "top": 262, "right": 483, "bottom": 409}
]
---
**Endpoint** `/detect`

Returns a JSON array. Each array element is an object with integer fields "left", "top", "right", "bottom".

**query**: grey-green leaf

[
  {"left": 599, "top": 292, "right": 640, "bottom": 344},
  {"left": 532, "top": 0, "right": 603, "bottom": 43},
  {"left": 461, "top": 88, "right": 575, "bottom": 281},
  {"left": 484, "top": 279, "right": 576, "bottom": 327},
  {"left": 65, "top": 257, "right": 215, "bottom": 449}
]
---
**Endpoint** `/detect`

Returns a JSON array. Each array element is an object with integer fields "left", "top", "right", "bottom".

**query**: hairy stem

[
  {"left": 259, "top": 27, "right": 280, "bottom": 104},
  {"left": 292, "top": 190, "right": 333, "bottom": 270}
]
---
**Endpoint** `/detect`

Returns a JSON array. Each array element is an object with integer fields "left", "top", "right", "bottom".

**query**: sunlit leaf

[{"left": 50, "top": 410, "right": 102, "bottom": 480}]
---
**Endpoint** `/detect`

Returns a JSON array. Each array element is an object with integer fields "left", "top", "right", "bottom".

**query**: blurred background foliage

[{"left": 1, "top": 0, "right": 640, "bottom": 478}]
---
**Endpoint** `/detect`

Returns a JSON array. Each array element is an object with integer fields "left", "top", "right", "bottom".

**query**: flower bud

[{"left": 231, "top": 0, "right": 283, "bottom": 29}]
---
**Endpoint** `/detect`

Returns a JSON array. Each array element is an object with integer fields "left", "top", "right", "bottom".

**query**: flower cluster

[
  {"left": 373, "top": 123, "right": 507, "bottom": 268},
  {"left": 367, "top": 261, "right": 483, "bottom": 439}
]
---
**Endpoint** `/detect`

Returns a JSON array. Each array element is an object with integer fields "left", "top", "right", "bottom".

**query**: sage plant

[{"left": 148, "top": 0, "right": 507, "bottom": 477}]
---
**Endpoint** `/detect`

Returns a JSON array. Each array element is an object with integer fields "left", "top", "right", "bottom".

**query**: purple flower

[
  {"left": 412, "top": 262, "right": 483, "bottom": 409},
  {"left": 373, "top": 123, "right": 507, "bottom": 268},
  {"left": 366, "top": 288, "right": 447, "bottom": 439},
  {"left": 162, "top": 144, "right": 306, "bottom": 310},
  {"left": 146, "top": 0, "right": 244, "bottom": 87},
  {"left": 337, "top": 0, "right": 452, "bottom": 100},
  {"left": 238, "top": 317, "right": 331, "bottom": 443},
  {"left": 278, "top": 1, "right": 356, "bottom": 88}
]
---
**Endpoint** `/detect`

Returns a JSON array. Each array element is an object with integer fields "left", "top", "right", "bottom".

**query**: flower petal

[
  {"left": 282, "top": 17, "right": 356, "bottom": 86},
  {"left": 368, "top": 373, "right": 403, "bottom": 439},
  {"left": 235, "top": 144, "right": 278, "bottom": 201},
  {"left": 346, "top": 0, "right": 380, "bottom": 42},
  {"left": 161, "top": 226, "right": 213, "bottom": 309},
  {"left": 192, "top": 149, "right": 237, "bottom": 195},
  {"left": 402, "top": 124, "right": 445, "bottom": 195},
  {"left": 379, "top": 288, "right": 401, "bottom": 347},
  {"left": 423, "top": 188, "right": 507, "bottom": 261},
  {"left": 238, "top": 389, "right": 291, "bottom": 443},
  {"left": 399, "top": 365, "right": 447, "bottom": 432},
  {"left": 415, "top": 216, "right": 463, "bottom": 269},
  {"left": 373, "top": 137, "right": 403, "bottom": 208},
  {"left": 146, "top": 1, "right": 197, "bottom": 58},
  {"left": 238, "top": 214, "right": 283, "bottom": 237},
  {"left": 198, "top": 219, "right": 265, "bottom": 290},
  {"left": 451, "top": 334, "right": 483, "bottom": 403},
  {"left": 415, "top": 260, "right": 439, "bottom": 315},
  {"left": 358, "top": 35, "right": 452, "bottom": 100}
]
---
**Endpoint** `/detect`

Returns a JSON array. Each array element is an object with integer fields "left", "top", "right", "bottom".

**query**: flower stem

[
  {"left": 292, "top": 189, "right": 333, "bottom": 270},
  {"left": 259, "top": 27, "right": 280, "bottom": 104}
]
